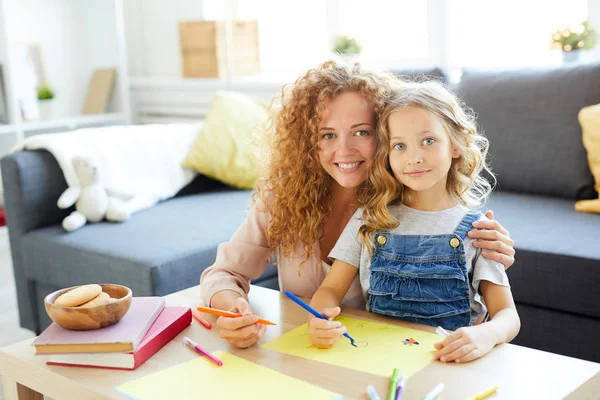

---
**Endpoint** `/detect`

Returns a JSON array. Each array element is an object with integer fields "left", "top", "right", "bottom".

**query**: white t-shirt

[{"left": 329, "top": 203, "right": 510, "bottom": 324}]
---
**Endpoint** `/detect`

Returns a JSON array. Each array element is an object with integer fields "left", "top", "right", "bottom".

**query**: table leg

[{"left": 2, "top": 376, "right": 43, "bottom": 400}]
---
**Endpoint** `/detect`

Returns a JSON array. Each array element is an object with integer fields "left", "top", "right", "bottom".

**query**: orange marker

[{"left": 196, "top": 306, "right": 277, "bottom": 326}]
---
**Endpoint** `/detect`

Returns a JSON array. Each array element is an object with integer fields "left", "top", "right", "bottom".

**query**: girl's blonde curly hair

[
  {"left": 254, "top": 60, "right": 402, "bottom": 264},
  {"left": 359, "top": 81, "right": 495, "bottom": 254}
]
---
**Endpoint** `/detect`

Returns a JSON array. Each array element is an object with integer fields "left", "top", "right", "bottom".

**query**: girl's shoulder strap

[{"left": 453, "top": 212, "right": 483, "bottom": 239}]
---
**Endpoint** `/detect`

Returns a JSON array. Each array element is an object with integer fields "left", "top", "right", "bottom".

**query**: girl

[
  {"left": 308, "top": 81, "right": 520, "bottom": 363},
  {"left": 200, "top": 62, "right": 516, "bottom": 349}
]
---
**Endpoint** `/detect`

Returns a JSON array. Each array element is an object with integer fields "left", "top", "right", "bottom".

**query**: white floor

[{"left": 0, "top": 226, "right": 37, "bottom": 400}]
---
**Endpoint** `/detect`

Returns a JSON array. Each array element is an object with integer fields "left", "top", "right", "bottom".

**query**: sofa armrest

[{"left": 1, "top": 150, "right": 69, "bottom": 332}]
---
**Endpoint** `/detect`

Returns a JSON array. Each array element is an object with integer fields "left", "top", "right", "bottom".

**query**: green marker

[{"left": 387, "top": 368, "right": 399, "bottom": 400}]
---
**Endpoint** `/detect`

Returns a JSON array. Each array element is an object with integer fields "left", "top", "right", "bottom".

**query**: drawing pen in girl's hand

[
  {"left": 436, "top": 326, "right": 450, "bottom": 337},
  {"left": 284, "top": 290, "right": 357, "bottom": 347},
  {"left": 196, "top": 306, "right": 277, "bottom": 326}
]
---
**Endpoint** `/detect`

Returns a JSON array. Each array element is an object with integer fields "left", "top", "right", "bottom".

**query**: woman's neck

[{"left": 330, "top": 182, "right": 359, "bottom": 214}]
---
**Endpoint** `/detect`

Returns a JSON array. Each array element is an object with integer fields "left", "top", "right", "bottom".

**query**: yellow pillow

[
  {"left": 575, "top": 104, "right": 600, "bottom": 213},
  {"left": 183, "top": 91, "right": 270, "bottom": 189}
]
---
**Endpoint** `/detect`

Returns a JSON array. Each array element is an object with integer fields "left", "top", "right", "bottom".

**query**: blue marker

[
  {"left": 367, "top": 385, "right": 382, "bottom": 400},
  {"left": 284, "top": 291, "right": 357, "bottom": 347}
]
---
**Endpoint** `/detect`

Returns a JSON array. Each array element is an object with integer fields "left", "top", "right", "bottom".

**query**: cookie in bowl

[{"left": 44, "top": 284, "right": 132, "bottom": 330}]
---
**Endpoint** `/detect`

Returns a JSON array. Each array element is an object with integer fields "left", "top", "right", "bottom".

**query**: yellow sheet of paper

[
  {"left": 115, "top": 351, "right": 339, "bottom": 400},
  {"left": 261, "top": 316, "right": 440, "bottom": 377}
]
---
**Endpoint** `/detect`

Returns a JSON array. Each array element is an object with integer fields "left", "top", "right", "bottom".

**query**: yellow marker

[{"left": 467, "top": 385, "right": 498, "bottom": 400}]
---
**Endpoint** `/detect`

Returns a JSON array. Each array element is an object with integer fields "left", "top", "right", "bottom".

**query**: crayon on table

[
  {"left": 467, "top": 385, "right": 498, "bottom": 400},
  {"left": 182, "top": 336, "right": 223, "bottom": 366},
  {"left": 190, "top": 308, "right": 212, "bottom": 329},
  {"left": 387, "top": 368, "right": 399, "bottom": 400},
  {"left": 395, "top": 373, "right": 406, "bottom": 400},
  {"left": 422, "top": 383, "right": 444, "bottom": 400},
  {"left": 366, "top": 385, "right": 381, "bottom": 400}
]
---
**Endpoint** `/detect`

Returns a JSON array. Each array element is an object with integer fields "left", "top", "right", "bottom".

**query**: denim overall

[{"left": 368, "top": 213, "right": 481, "bottom": 331}]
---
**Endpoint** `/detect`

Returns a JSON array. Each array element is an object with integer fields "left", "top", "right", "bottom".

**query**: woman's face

[{"left": 317, "top": 92, "right": 377, "bottom": 189}]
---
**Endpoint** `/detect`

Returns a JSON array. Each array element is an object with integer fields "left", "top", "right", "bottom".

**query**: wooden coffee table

[{"left": 1, "top": 285, "right": 599, "bottom": 399}]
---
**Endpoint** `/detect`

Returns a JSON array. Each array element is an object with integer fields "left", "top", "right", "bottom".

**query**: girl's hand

[
  {"left": 469, "top": 210, "right": 516, "bottom": 269},
  {"left": 215, "top": 297, "right": 265, "bottom": 349},
  {"left": 432, "top": 326, "right": 497, "bottom": 363},
  {"left": 308, "top": 307, "right": 346, "bottom": 349}
]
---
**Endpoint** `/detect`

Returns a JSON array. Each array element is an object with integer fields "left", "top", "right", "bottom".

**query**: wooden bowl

[{"left": 44, "top": 284, "right": 132, "bottom": 330}]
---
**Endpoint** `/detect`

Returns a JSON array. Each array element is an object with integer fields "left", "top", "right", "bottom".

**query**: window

[
  {"left": 202, "top": 0, "right": 592, "bottom": 80},
  {"left": 337, "top": 1, "right": 430, "bottom": 69},
  {"left": 203, "top": 0, "right": 432, "bottom": 77},
  {"left": 204, "top": 0, "right": 328, "bottom": 80},
  {"left": 446, "top": 0, "right": 588, "bottom": 68}
]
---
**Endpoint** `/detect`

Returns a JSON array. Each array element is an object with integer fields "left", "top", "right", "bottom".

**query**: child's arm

[
  {"left": 432, "top": 281, "right": 520, "bottom": 363},
  {"left": 308, "top": 259, "right": 359, "bottom": 349}
]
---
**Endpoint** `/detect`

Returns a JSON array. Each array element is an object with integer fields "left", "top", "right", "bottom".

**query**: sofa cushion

[
  {"left": 22, "top": 190, "right": 277, "bottom": 300},
  {"left": 457, "top": 63, "right": 600, "bottom": 200},
  {"left": 485, "top": 191, "right": 600, "bottom": 318},
  {"left": 182, "top": 90, "right": 269, "bottom": 190},
  {"left": 575, "top": 103, "right": 600, "bottom": 213}
]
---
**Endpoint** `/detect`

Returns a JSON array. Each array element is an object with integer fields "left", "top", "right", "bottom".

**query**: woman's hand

[
  {"left": 215, "top": 297, "right": 265, "bottom": 349},
  {"left": 432, "top": 326, "right": 497, "bottom": 363},
  {"left": 308, "top": 307, "right": 346, "bottom": 349},
  {"left": 469, "top": 210, "right": 515, "bottom": 269}
]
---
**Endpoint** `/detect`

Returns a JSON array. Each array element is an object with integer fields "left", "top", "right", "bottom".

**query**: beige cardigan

[{"left": 200, "top": 196, "right": 365, "bottom": 309}]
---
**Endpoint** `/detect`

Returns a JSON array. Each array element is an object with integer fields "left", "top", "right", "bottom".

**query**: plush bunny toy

[{"left": 57, "top": 157, "right": 132, "bottom": 232}]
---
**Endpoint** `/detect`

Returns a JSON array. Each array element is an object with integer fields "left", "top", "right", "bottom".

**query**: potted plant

[
  {"left": 551, "top": 21, "right": 597, "bottom": 63},
  {"left": 37, "top": 83, "right": 55, "bottom": 120},
  {"left": 332, "top": 35, "right": 362, "bottom": 64}
]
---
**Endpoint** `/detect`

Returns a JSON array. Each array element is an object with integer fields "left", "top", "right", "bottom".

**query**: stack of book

[{"left": 34, "top": 297, "right": 192, "bottom": 370}]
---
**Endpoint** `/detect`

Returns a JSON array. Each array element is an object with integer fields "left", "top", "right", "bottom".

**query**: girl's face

[
  {"left": 318, "top": 92, "right": 376, "bottom": 189},
  {"left": 387, "top": 106, "right": 460, "bottom": 203}
]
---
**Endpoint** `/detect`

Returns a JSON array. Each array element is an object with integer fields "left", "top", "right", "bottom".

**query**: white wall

[
  {"left": 84, "top": 0, "right": 122, "bottom": 113},
  {"left": 124, "top": 0, "right": 205, "bottom": 78},
  {"left": 4, "top": 0, "right": 123, "bottom": 118}
]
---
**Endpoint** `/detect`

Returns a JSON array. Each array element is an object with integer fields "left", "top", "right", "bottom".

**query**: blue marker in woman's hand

[{"left": 284, "top": 291, "right": 357, "bottom": 347}]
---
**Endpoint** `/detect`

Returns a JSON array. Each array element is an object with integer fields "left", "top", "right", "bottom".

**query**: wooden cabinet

[{"left": 179, "top": 20, "right": 260, "bottom": 78}]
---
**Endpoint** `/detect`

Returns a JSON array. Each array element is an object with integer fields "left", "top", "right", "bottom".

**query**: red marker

[{"left": 191, "top": 308, "right": 213, "bottom": 329}]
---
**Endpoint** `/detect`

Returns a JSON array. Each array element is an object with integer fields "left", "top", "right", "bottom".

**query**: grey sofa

[
  {"left": 456, "top": 63, "right": 600, "bottom": 363},
  {"left": 0, "top": 153, "right": 270, "bottom": 334},
  {"left": 2, "top": 63, "right": 600, "bottom": 363}
]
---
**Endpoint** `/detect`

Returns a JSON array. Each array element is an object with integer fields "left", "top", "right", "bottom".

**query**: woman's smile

[{"left": 335, "top": 161, "right": 365, "bottom": 173}]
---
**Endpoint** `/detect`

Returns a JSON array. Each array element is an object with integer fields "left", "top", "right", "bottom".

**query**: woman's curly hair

[
  {"left": 254, "top": 60, "right": 402, "bottom": 266},
  {"left": 359, "top": 80, "right": 496, "bottom": 255}
]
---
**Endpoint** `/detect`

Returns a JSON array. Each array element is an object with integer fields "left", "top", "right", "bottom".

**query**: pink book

[
  {"left": 46, "top": 307, "right": 192, "bottom": 370},
  {"left": 34, "top": 297, "right": 165, "bottom": 354}
]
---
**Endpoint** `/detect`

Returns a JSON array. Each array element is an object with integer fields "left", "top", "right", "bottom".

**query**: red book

[{"left": 45, "top": 307, "right": 191, "bottom": 370}]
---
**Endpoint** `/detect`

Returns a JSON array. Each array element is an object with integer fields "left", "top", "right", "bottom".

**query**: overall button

[
  {"left": 450, "top": 237, "right": 460, "bottom": 248},
  {"left": 377, "top": 235, "right": 387, "bottom": 245}
]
